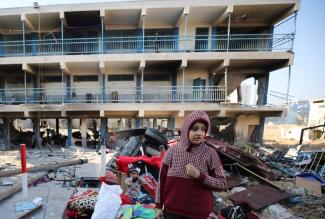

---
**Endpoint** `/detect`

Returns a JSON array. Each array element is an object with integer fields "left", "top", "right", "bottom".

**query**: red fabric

[
  {"left": 105, "top": 170, "right": 117, "bottom": 184},
  {"left": 142, "top": 174, "right": 158, "bottom": 198},
  {"left": 120, "top": 193, "right": 132, "bottom": 205},
  {"left": 116, "top": 155, "right": 162, "bottom": 173}
]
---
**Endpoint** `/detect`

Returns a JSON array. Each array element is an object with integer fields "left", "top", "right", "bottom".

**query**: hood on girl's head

[{"left": 179, "top": 110, "right": 210, "bottom": 147}]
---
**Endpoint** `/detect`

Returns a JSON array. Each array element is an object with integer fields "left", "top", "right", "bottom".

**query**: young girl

[{"left": 156, "top": 111, "right": 226, "bottom": 219}]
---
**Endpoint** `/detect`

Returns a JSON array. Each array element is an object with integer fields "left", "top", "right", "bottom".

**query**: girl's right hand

[{"left": 156, "top": 209, "right": 163, "bottom": 219}]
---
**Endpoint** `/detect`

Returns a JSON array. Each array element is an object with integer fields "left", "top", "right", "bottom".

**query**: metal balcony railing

[
  {"left": 0, "top": 33, "right": 294, "bottom": 57},
  {"left": 0, "top": 86, "right": 226, "bottom": 104}
]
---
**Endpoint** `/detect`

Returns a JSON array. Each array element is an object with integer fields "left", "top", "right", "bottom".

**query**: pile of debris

[{"left": 0, "top": 127, "right": 324, "bottom": 219}]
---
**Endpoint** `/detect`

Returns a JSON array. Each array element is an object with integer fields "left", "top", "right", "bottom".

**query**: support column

[
  {"left": 32, "top": 76, "right": 37, "bottom": 103},
  {"left": 135, "top": 118, "right": 141, "bottom": 128},
  {"left": 66, "top": 74, "right": 71, "bottom": 102},
  {"left": 32, "top": 118, "right": 40, "bottom": 149},
  {"left": 67, "top": 117, "right": 72, "bottom": 147},
  {"left": 142, "top": 14, "right": 145, "bottom": 52},
  {"left": 24, "top": 71, "right": 27, "bottom": 104},
  {"left": 3, "top": 118, "right": 10, "bottom": 149},
  {"left": 171, "top": 71, "right": 177, "bottom": 101},
  {"left": 100, "top": 74, "right": 105, "bottom": 103},
  {"left": 100, "top": 117, "right": 108, "bottom": 145},
  {"left": 61, "top": 69, "right": 65, "bottom": 103},
  {"left": 254, "top": 72, "right": 270, "bottom": 144},
  {"left": 168, "top": 117, "right": 175, "bottom": 130},
  {"left": 22, "top": 20, "right": 26, "bottom": 55},
  {"left": 0, "top": 76, "right": 6, "bottom": 103},
  {"left": 153, "top": 118, "right": 158, "bottom": 128},
  {"left": 141, "top": 68, "right": 144, "bottom": 102},
  {"left": 224, "top": 67, "right": 228, "bottom": 101},
  {"left": 182, "top": 68, "right": 185, "bottom": 102},
  {"left": 80, "top": 116, "right": 87, "bottom": 148},
  {"left": 56, "top": 118, "right": 60, "bottom": 135},
  {"left": 226, "top": 12, "right": 231, "bottom": 52},
  {"left": 61, "top": 18, "right": 64, "bottom": 55},
  {"left": 101, "top": 16, "right": 104, "bottom": 53},
  {"left": 184, "top": 13, "right": 188, "bottom": 51},
  {"left": 136, "top": 73, "right": 142, "bottom": 102}
]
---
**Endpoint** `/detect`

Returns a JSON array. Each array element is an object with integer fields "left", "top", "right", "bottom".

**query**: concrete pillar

[
  {"left": 135, "top": 118, "right": 141, "bottom": 128},
  {"left": 101, "top": 16, "right": 104, "bottom": 53},
  {"left": 136, "top": 73, "right": 141, "bottom": 101},
  {"left": 153, "top": 118, "right": 158, "bottom": 128},
  {"left": 0, "top": 77, "right": 5, "bottom": 102},
  {"left": 101, "top": 74, "right": 105, "bottom": 102},
  {"left": 254, "top": 72, "right": 270, "bottom": 144},
  {"left": 66, "top": 74, "right": 71, "bottom": 102},
  {"left": 256, "top": 73, "right": 269, "bottom": 105},
  {"left": 32, "top": 76, "right": 37, "bottom": 103},
  {"left": 67, "top": 117, "right": 72, "bottom": 147},
  {"left": 80, "top": 116, "right": 87, "bottom": 148},
  {"left": 56, "top": 118, "right": 60, "bottom": 135},
  {"left": 171, "top": 71, "right": 177, "bottom": 101},
  {"left": 32, "top": 118, "right": 41, "bottom": 149},
  {"left": 175, "top": 116, "right": 184, "bottom": 129},
  {"left": 22, "top": 20, "right": 26, "bottom": 55},
  {"left": 2, "top": 118, "right": 10, "bottom": 149},
  {"left": 61, "top": 17, "right": 64, "bottom": 54},
  {"left": 168, "top": 117, "right": 175, "bottom": 129},
  {"left": 237, "top": 86, "right": 242, "bottom": 103},
  {"left": 100, "top": 117, "right": 108, "bottom": 145}
]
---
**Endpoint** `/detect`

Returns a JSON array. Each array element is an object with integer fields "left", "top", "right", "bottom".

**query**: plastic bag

[{"left": 91, "top": 183, "right": 122, "bottom": 219}]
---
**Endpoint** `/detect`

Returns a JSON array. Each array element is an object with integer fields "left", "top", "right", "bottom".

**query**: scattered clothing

[{"left": 117, "top": 203, "right": 156, "bottom": 219}]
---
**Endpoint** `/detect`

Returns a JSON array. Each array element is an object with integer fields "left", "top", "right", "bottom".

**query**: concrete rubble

[{"left": 0, "top": 130, "right": 324, "bottom": 219}]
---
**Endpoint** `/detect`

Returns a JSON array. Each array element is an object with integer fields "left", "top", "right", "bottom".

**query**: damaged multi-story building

[{"left": 0, "top": 0, "right": 300, "bottom": 148}]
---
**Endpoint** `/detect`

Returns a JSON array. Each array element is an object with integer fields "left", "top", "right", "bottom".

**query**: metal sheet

[
  {"left": 229, "top": 184, "right": 292, "bottom": 210},
  {"left": 225, "top": 176, "right": 242, "bottom": 190}
]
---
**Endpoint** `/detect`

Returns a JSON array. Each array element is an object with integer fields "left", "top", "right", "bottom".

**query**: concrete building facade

[{"left": 0, "top": 0, "right": 300, "bottom": 148}]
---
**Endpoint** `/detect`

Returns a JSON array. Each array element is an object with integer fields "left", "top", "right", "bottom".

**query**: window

[
  {"left": 107, "top": 74, "right": 134, "bottom": 81},
  {"left": 42, "top": 76, "right": 62, "bottom": 83},
  {"left": 144, "top": 74, "right": 169, "bottom": 81},
  {"left": 73, "top": 75, "right": 98, "bottom": 82}
]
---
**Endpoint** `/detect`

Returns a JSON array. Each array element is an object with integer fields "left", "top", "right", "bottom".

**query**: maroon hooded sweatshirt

[{"left": 155, "top": 111, "right": 226, "bottom": 219}]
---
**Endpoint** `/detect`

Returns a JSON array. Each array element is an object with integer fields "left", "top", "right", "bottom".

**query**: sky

[{"left": 0, "top": 0, "right": 324, "bottom": 103}]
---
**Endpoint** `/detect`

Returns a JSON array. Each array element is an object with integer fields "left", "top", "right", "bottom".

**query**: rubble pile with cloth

[{"left": 89, "top": 116, "right": 323, "bottom": 218}]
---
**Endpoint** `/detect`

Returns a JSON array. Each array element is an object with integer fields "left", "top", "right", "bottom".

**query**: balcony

[
  {"left": 0, "top": 86, "right": 226, "bottom": 104},
  {"left": 0, "top": 33, "right": 294, "bottom": 57}
]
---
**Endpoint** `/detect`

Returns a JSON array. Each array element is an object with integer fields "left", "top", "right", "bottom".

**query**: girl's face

[{"left": 188, "top": 122, "right": 206, "bottom": 145}]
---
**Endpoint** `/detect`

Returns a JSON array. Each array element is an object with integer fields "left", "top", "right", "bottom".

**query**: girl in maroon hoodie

[{"left": 156, "top": 110, "right": 226, "bottom": 219}]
